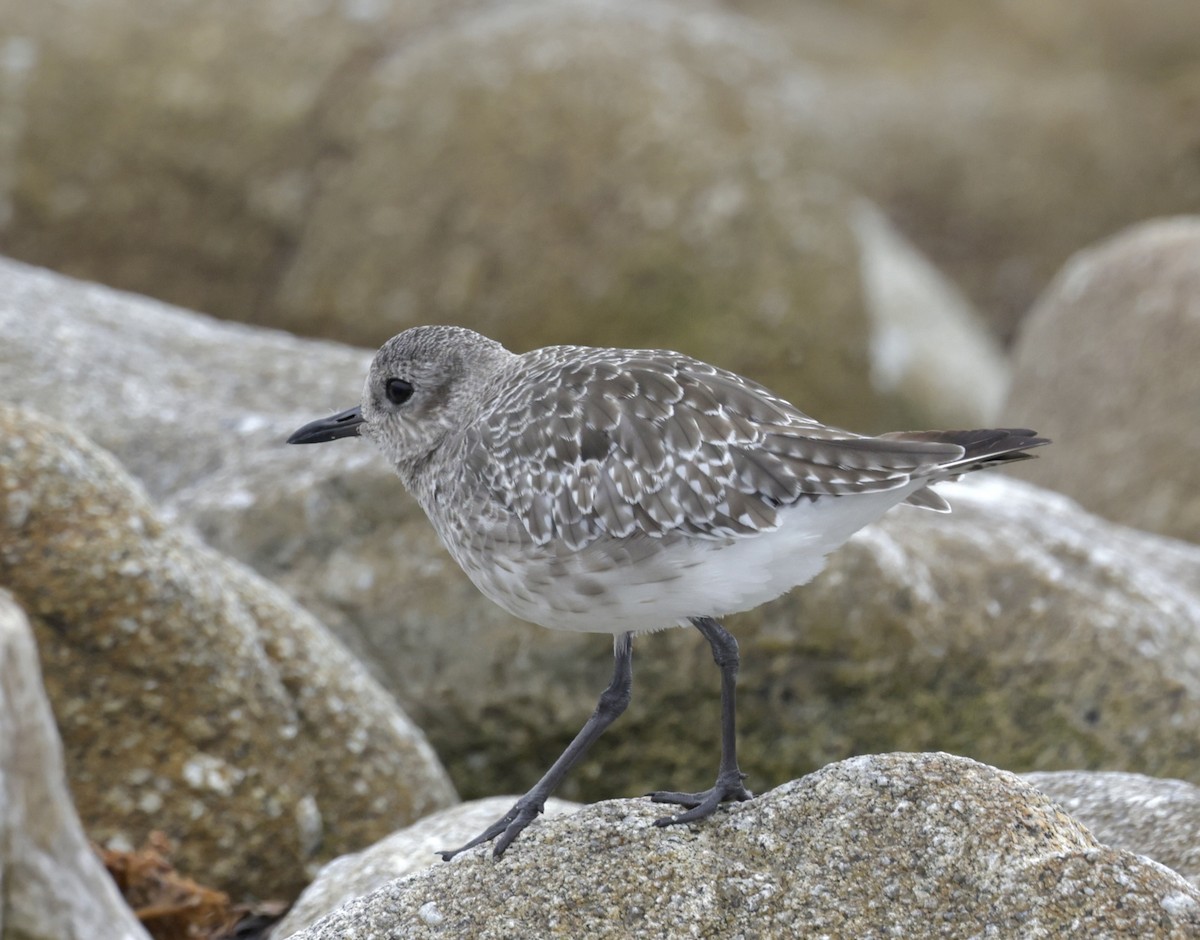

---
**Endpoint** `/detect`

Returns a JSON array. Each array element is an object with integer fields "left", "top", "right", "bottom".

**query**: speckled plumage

[
  {"left": 335, "top": 326, "right": 1045, "bottom": 633},
  {"left": 288, "top": 324, "right": 1048, "bottom": 859}
]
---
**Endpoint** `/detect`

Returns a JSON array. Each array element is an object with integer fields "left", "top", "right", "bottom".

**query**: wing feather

[{"left": 458, "top": 346, "right": 977, "bottom": 548}]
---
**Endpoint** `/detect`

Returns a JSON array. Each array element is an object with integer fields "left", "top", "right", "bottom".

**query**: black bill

[{"left": 287, "top": 406, "right": 365, "bottom": 444}]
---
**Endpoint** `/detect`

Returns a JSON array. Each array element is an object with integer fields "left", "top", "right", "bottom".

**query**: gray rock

[
  {"left": 0, "top": 404, "right": 457, "bottom": 899},
  {"left": 1026, "top": 770, "right": 1200, "bottom": 889},
  {"left": 604, "top": 475, "right": 1200, "bottom": 806},
  {"left": 0, "top": 590, "right": 151, "bottom": 940},
  {"left": 0, "top": 256, "right": 372, "bottom": 503},
  {"left": 0, "top": 0, "right": 484, "bottom": 322},
  {"left": 281, "top": 768, "right": 1200, "bottom": 936},
  {"left": 2, "top": 0, "right": 1026, "bottom": 435},
  {"left": 3, "top": 258, "right": 1199, "bottom": 812},
  {"left": 273, "top": 797, "right": 581, "bottom": 939},
  {"left": 8, "top": 0, "right": 1199, "bottom": 352},
  {"left": 1005, "top": 217, "right": 1200, "bottom": 544},
  {"left": 725, "top": 0, "right": 1200, "bottom": 340},
  {"left": 0, "top": 254, "right": 475, "bottom": 681},
  {"left": 852, "top": 200, "right": 1009, "bottom": 426},
  {"left": 272, "top": 0, "right": 912, "bottom": 433},
  {"left": 287, "top": 753, "right": 1200, "bottom": 939}
]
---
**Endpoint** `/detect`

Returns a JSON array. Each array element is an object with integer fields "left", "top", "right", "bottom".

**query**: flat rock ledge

[{"left": 288, "top": 752, "right": 1200, "bottom": 939}]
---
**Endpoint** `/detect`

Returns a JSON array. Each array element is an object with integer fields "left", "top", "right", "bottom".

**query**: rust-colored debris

[{"left": 98, "top": 832, "right": 286, "bottom": 940}]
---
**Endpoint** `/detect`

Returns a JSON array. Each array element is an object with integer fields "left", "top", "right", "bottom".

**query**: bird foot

[
  {"left": 649, "top": 769, "right": 753, "bottom": 826},
  {"left": 438, "top": 797, "right": 543, "bottom": 861}
]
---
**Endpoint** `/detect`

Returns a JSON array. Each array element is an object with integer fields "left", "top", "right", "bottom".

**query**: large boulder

[
  {"left": 1005, "top": 217, "right": 1200, "bottom": 544},
  {"left": 0, "top": 591, "right": 151, "bottom": 940},
  {"left": 0, "top": 404, "right": 457, "bottom": 899},
  {"left": 0, "top": 257, "right": 373, "bottom": 504},
  {"left": 287, "top": 753, "right": 1200, "bottom": 939},
  {"left": 719, "top": 0, "right": 1200, "bottom": 340},
  {"left": 0, "top": 0, "right": 483, "bottom": 322},
  {"left": 281, "top": 768, "right": 1200, "bottom": 935},
  {"left": 272, "top": 0, "right": 904, "bottom": 430},
  {"left": 2, "top": 257, "right": 1199, "bottom": 811},
  {"left": 0, "top": 0, "right": 869, "bottom": 430},
  {"left": 3, "top": 0, "right": 1044, "bottom": 432},
  {"left": 5, "top": 0, "right": 1198, "bottom": 350},
  {"left": 280, "top": 768, "right": 1200, "bottom": 935}
]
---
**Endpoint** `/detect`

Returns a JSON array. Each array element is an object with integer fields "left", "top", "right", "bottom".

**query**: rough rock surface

[
  {"left": 2, "top": 258, "right": 1199, "bottom": 810},
  {"left": 1005, "top": 217, "right": 1200, "bottom": 544},
  {"left": 282, "top": 770, "right": 1200, "bottom": 936},
  {"left": 0, "top": 590, "right": 151, "bottom": 940},
  {"left": 1026, "top": 770, "right": 1200, "bottom": 889},
  {"left": 0, "top": 256, "right": 372, "bottom": 504},
  {"left": 0, "top": 404, "right": 457, "bottom": 898},
  {"left": 1, "top": 0, "right": 1038, "bottom": 433},
  {"left": 274, "top": 797, "right": 581, "bottom": 939},
  {"left": 287, "top": 753, "right": 1200, "bottom": 939}
]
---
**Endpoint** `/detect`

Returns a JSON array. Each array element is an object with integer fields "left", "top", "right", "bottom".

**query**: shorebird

[{"left": 288, "top": 325, "right": 1048, "bottom": 859}]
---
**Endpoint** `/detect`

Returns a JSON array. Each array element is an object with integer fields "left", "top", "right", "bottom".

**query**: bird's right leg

[
  {"left": 650, "top": 616, "right": 753, "bottom": 822},
  {"left": 439, "top": 631, "right": 634, "bottom": 860}
]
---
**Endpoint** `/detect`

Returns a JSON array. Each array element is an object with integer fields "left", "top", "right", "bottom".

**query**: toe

[
  {"left": 438, "top": 799, "right": 543, "bottom": 860},
  {"left": 648, "top": 790, "right": 704, "bottom": 808}
]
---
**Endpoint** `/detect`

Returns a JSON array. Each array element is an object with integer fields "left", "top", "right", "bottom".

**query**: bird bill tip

[{"left": 286, "top": 406, "right": 365, "bottom": 444}]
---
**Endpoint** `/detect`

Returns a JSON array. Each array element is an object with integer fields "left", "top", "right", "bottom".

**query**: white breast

[{"left": 456, "top": 484, "right": 925, "bottom": 634}]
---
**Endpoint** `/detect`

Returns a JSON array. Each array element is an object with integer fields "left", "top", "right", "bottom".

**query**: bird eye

[{"left": 385, "top": 378, "right": 414, "bottom": 405}]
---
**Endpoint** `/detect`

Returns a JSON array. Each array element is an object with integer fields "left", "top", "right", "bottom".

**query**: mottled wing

[{"left": 460, "top": 347, "right": 964, "bottom": 550}]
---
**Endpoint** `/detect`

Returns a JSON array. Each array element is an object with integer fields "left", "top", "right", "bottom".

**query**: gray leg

[
  {"left": 650, "top": 616, "right": 753, "bottom": 824},
  {"left": 440, "top": 631, "right": 635, "bottom": 860}
]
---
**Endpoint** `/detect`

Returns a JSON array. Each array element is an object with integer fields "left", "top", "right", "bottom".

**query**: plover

[{"left": 288, "top": 325, "right": 1048, "bottom": 859}]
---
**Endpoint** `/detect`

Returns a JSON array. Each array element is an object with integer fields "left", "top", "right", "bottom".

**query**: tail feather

[
  {"left": 880, "top": 427, "right": 1050, "bottom": 511},
  {"left": 883, "top": 427, "right": 1049, "bottom": 470}
]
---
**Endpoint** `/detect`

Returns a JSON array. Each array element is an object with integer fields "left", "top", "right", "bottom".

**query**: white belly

[{"left": 456, "top": 487, "right": 921, "bottom": 634}]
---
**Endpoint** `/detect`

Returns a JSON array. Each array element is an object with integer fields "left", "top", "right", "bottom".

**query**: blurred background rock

[{"left": 3, "top": 0, "right": 1198, "bottom": 431}]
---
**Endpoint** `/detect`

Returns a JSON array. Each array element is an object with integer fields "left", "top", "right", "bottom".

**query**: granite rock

[
  {"left": 0, "top": 404, "right": 457, "bottom": 898},
  {"left": 0, "top": 0, "right": 1032, "bottom": 433},
  {"left": 0, "top": 590, "right": 151, "bottom": 940},
  {"left": 287, "top": 753, "right": 1200, "bottom": 939},
  {"left": 0, "top": 0, "right": 484, "bottom": 321},
  {"left": 1005, "top": 217, "right": 1200, "bottom": 544},
  {"left": 273, "top": 797, "right": 581, "bottom": 939},
  {"left": 271, "top": 0, "right": 905, "bottom": 432},
  {"left": 1026, "top": 770, "right": 1200, "bottom": 889},
  {"left": 6, "top": 0, "right": 1198, "bottom": 349},
  {"left": 3, "top": 259, "right": 1199, "bottom": 811},
  {"left": 721, "top": 0, "right": 1200, "bottom": 340}
]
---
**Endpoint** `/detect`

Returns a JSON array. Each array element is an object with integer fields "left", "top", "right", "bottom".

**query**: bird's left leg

[
  {"left": 439, "top": 630, "right": 635, "bottom": 859},
  {"left": 650, "top": 616, "right": 753, "bottom": 825}
]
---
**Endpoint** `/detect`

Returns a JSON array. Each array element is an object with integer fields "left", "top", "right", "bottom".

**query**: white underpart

[{"left": 463, "top": 482, "right": 928, "bottom": 634}]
